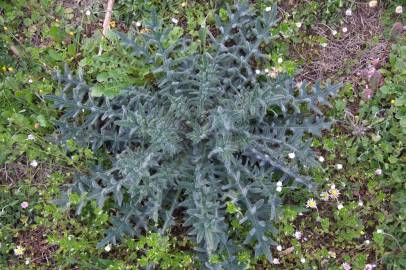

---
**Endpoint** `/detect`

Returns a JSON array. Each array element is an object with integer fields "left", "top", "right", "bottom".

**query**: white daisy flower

[
  {"left": 104, "top": 244, "right": 112, "bottom": 252},
  {"left": 14, "top": 245, "right": 25, "bottom": 256},
  {"left": 85, "top": 10, "right": 91, "bottom": 16},
  {"left": 277, "top": 57, "right": 283, "bottom": 64},
  {"left": 375, "top": 168, "right": 382, "bottom": 175},
  {"left": 318, "top": 156, "right": 325, "bottom": 162},
  {"left": 27, "top": 134, "right": 35, "bottom": 140},
  {"left": 342, "top": 27, "right": 348, "bottom": 33},
  {"left": 306, "top": 198, "right": 317, "bottom": 209},
  {"left": 276, "top": 245, "right": 282, "bottom": 251},
  {"left": 320, "top": 191, "right": 329, "bottom": 201},
  {"left": 345, "top": 9, "right": 352, "bottom": 16},
  {"left": 30, "top": 160, "right": 38, "bottom": 167},
  {"left": 296, "top": 22, "right": 302, "bottom": 28},
  {"left": 265, "top": 6, "right": 273, "bottom": 12},
  {"left": 294, "top": 231, "right": 302, "bottom": 239},
  {"left": 395, "top": 6, "right": 403, "bottom": 14},
  {"left": 300, "top": 257, "right": 306, "bottom": 263},
  {"left": 272, "top": 258, "right": 280, "bottom": 264},
  {"left": 335, "top": 163, "right": 343, "bottom": 170},
  {"left": 171, "top": 18, "right": 179, "bottom": 24},
  {"left": 288, "top": 152, "right": 295, "bottom": 159},
  {"left": 337, "top": 203, "right": 344, "bottom": 210},
  {"left": 368, "top": 1, "right": 378, "bottom": 8},
  {"left": 329, "top": 186, "right": 340, "bottom": 199}
]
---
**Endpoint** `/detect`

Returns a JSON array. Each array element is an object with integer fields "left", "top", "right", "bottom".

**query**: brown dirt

[
  {"left": 0, "top": 157, "right": 70, "bottom": 187},
  {"left": 10, "top": 227, "right": 58, "bottom": 267},
  {"left": 292, "top": 2, "right": 390, "bottom": 87}
]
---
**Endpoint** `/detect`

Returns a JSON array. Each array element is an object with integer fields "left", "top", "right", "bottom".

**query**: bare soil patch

[{"left": 292, "top": 2, "right": 389, "bottom": 87}]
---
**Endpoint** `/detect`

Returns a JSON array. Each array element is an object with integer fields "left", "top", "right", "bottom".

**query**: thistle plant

[{"left": 49, "top": 1, "right": 340, "bottom": 268}]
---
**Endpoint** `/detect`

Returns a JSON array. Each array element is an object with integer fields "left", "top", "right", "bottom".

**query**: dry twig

[{"left": 98, "top": 0, "right": 115, "bottom": 55}]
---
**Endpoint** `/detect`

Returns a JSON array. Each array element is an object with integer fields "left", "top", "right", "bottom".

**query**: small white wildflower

[
  {"left": 321, "top": 42, "right": 327, "bottom": 48},
  {"left": 276, "top": 186, "right": 282, "bottom": 192},
  {"left": 318, "top": 156, "right": 325, "bottom": 162},
  {"left": 365, "top": 239, "right": 370, "bottom": 245},
  {"left": 328, "top": 250, "right": 336, "bottom": 258},
  {"left": 368, "top": 1, "right": 378, "bottom": 8},
  {"left": 277, "top": 57, "right": 283, "bottom": 64},
  {"left": 272, "top": 258, "right": 280, "bottom": 264},
  {"left": 376, "top": 229, "right": 383, "bottom": 234},
  {"left": 306, "top": 198, "right": 317, "bottom": 209},
  {"left": 375, "top": 168, "right": 382, "bottom": 175},
  {"left": 342, "top": 262, "right": 351, "bottom": 270},
  {"left": 296, "top": 22, "right": 302, "bottom": 28},
  {"left": 25, "top": 258, "right": 30, "bottom": 265},
  {"left": 181, "top": 2, "right": 187, "bottom": 7},
  {"left": 345, "top": 9, "right": 352, "bottom": 16},
  {"left": 264, "top": 68, "right": 269, "bottom": 73},
  {"left": 329, "top": 186, "right": 340, "bottom": 199},
  {"left": 395, "top": 6, "right": 403, "bottom": 14},
  {"left": 85, "top": 10, "right": 91, "bottom": 16},
  {"left": 136, "top": 21, "right": 141, "bottom": 27},
  {"left": 337, "top": 203, "right": 344, "bottom": 210},
  {"left": 27, "top": 134, "right": 35, "bottom": 140},
  {"left": 265, "top": 6, "right": 273, "bottom": 12},
  {"left": 14, "top": 245, "right": 25, "bottom": 256},
  {"left": 288, "top": 152, "right": 295, "bottom": 159},
  {"left": 276, "top": 181, "right": 282, "bottom": 187},
  {"left": 30, "top": 160, "right": 38, "bottom": 167},
  {"left": 358, "top": 201, "right": 364, "bottom": 207},
  {"left": 104, "top": 244, "right": 112, "bottom": 252},
  {"left": 300, "top": 257, "right": 306, "bottom": 263},
  {"left": 364, "top": 264, "right": 377, "bottom": 270},
  {"left": 320, "top": 191, "right": 329, "bottom": 201},
  {"left": 303, "top": 237, "right": 308, "bottom": 241},
  {"left": 342, "top": 27, "right": 348, "bottom": 33},
  {"left": 171, "top": 18, "right": 179, "bottom": 24},
  {"left": 28, "top": 79, "right": 33, "bottom": 83},
  {"left": 276, "top": 245, "right": 282, "bottom": 251},
  {"left": 298, "top": 212, "right": 303, "bottom": 216},
  {"left": 255, "top": 69, "right": 261, "bottom": 75},
  {"left": 294, "top": 231, "right": 302, "bottom": 239},
  {"left": 335, "top": 163, "right": 343, "bottom": 170},
  {"left": 332, "top": 30, "right": 337, "bottom": 36}
]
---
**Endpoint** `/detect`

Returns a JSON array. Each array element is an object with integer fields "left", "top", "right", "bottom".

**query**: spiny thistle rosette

[{"left": 48, "top": 2, "right": 340, "bottom": 268}]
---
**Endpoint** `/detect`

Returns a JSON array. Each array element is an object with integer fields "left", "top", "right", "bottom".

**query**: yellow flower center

[
  {"left": 308, "top": 200, "right": 316, "bottom": 208},
  {"left": 330, "top": 188, "right": 339, "bottom": 198}
]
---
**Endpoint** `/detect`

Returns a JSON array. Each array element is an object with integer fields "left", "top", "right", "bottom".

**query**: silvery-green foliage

[{"left": 49, "top": 1, "right": 340, "bottom": 268}]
